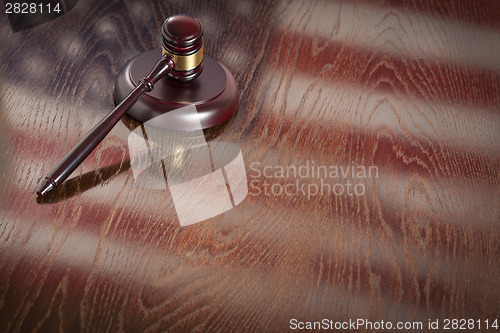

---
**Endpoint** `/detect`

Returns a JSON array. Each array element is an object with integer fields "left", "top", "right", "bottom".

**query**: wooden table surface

[{"left": 1, "top": 0, "right": 499, "bottom": 332}]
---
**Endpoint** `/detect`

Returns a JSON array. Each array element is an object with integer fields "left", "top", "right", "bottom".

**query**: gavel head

[{"left": 161, "top": 14, "right": 203, "bottom": 82}]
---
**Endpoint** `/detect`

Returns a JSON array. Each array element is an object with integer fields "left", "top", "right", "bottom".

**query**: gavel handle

[{"left": 36, "top": 56, "right": 174, "bottom": 197}]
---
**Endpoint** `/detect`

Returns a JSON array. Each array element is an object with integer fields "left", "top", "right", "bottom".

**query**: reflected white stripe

[
  {"left": 1, "top": 84, "right": 115, "bottom": 139},
  {"left": 278, "top": 0, "right": 500, "bottom": 71}
]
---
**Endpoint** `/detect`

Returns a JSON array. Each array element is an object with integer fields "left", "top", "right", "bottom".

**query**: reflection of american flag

[
  {"left": 0, "top": 0, "right": 498, "bottom": 331},
  {"left": 238, "top": 0, "right": 500, "bottom": 324}
]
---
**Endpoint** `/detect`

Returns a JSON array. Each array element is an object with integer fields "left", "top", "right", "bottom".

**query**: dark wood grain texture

[{"left": 0, "top": 0, "right": 499, "bottom": 332}]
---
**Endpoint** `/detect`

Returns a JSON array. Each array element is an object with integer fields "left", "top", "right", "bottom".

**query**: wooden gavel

[{"left": 37, "top": 15, "right": 216, "bottom": 196}]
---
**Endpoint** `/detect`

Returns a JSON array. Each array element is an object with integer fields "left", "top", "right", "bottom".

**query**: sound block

[{"left": 114, "top": 50, "right": 239, "bottom": 131}]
